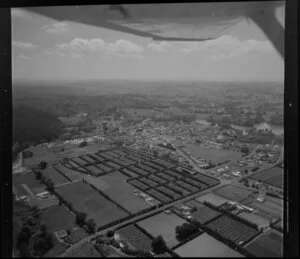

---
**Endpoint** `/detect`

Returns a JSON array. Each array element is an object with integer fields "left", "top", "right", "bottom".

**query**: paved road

[{"left": 58, "top": 181, "right": 225, "bottom": 257}]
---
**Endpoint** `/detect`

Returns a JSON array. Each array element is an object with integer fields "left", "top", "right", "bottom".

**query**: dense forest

[{"left": 12, "top": 106, "right": 64, "bottom": 159}]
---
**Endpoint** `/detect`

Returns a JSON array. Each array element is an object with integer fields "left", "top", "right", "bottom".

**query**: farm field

[
  {"left": 213, "top": 184, "right": 254, "bottom": 202},
  {"left": 244, "top": 229, "right": 283, "bottom": 257},
  {"left": 117, "top": 224, "right": 152, "bottom": 252},
  {"left": 13, "top": 172, "right": 46, "bottom": 196},
  {"left": 84, "top": 172, "right": 152, "bottom": 214},
  {"left": 250, "top": 166, "right": 283, "bottom": 188},
  {"left": 137, "top": 212, "right": 187, "bottom": 248},
  {"left": 56, "top": 181, "right": 129, "bottom": 227},
  {"left": 174, "top": 233, "right": 244, "bottom": 257},
  {"left": 238, "top": 211, "right": 270, "bottom": 228},
  {"left": 54, "top": 163, "right": 84, "bottom": 182},
  {"left": 195, "top": 193, "right": 230, "bottom": 207},
  {"left": 27, "top": 195, "right": 59, "bottom": 210},
  {"left": 241, "top": 196, "right": 283, "bottom": 219},
  {"left": 40, "top": 205, "right": 76, "bottom": 232},
  {"left": 41, "top": 166, "right": 70, "bottom": 185},
  {"left": 205, "top": 215, "right": 259, "bottom": 246},
  {"left": 185, "top": 200, "right": 221, "bottom": 224},
  {"left": 184, "top": 144, "right": 242, "bottom": 163}
]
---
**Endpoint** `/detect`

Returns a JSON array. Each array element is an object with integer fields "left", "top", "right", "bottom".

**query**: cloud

[
  {"left": 147, "top": 41, "right": 173, "bottom": 52},
  {"left": 178, "top": 36, "right": 273, "bottom": 60},
  {"left": 19, "top": 54, "right": 31, "bottom": 60},
  {"left": 11, "top": 8, "right": 32, "bottom": 19},
  {"left": 12, "top": 40, "right": 37, "bottom": 49},
  {"left": 45, "top": 22, "right": 70, "bottom": 34},
  {"left": 56, "top": 38, "right": 144, "bottom": 59}
]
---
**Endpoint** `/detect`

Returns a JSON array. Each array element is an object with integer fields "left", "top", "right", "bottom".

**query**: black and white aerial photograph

[{"left": 11, "top": 1, "right": 288, "bottom": 257}]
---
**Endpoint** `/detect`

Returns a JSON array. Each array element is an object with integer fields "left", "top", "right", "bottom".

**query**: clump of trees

[
  {"left": 79, "top": 141, "right": 87, "bottom": 147},
  {"left": 151, "top": 235, "right": 168, "bottom": 254},
  {"left": 175, "top": 222, "right": 199, "bottom": 241},
  {"left": 241, "top": 146, "right": 250, "bottom": 155}
]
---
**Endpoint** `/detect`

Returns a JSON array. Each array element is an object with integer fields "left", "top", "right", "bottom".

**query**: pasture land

[
  {"left": 84, "top": 172, "right": 152, "bottom": 214},
  {"left": 56, "top": 181, "right": 129, "bottom": 227},
  {"left": 40, "top": 205, "right": 76, "bottom": 232},
  {"left": 185, "top": 144, "right": 242, "bottom": 163},
  {"left": 174, "top": 233, "right": 244, "bottom": 257},
  {"left": 117, "top": 224, "right": 153, "bottom": 251},
  {"left": 185, "top": 200, "right": 221, "bottom": 224},
  {"left": 242, "top": 196, "right": 283, "bottom": 219},
  {"left": 41, "top": 166, "right": 70, "bottom": 185},
  {"left": 137, "top": 212, "right": 186, "bottom": 248},
  {"left": 250, "top": 166, "right": 283, "bottom": 188},
  {"left": 13, "top": 172, "right": 46, "bottom": 196},
  {"left": 54, "top": 163, "right": 84, "bottom": 181},
  {"left": 195, "top": 193, "right": 230, "bottom": 207},
  {"left": 213, "top": 184, "right": 254, "bottom": 202},
  {"left": 244, "top": 229, "right": 283, "bottom": 257}
]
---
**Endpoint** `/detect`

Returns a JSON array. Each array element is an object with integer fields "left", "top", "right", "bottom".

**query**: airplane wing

[{"left": 24, "top": 1, "right": 284, "bottom": 57}]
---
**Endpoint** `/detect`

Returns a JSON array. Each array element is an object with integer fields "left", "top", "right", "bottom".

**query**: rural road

[{"left": 58, "top": 180, "right": 226, "bottom": 257}]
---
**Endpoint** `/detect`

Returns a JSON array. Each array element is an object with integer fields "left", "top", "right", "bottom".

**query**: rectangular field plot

[
  {"left": 205, "top": 215, "right": 259, "bottom": 246},
  {"left": 166, "top": 183, "right": 191, "bottom": 196},
  {"left": 120, "top": 168, "right": 138, "bottom": 178},
  {"left": 87, "top": 172, "right": 152, "bottom": 214},
  {"left": 86, "top": 165, "right": 104, "bottom": 176},
  {"left": 244, "top": 229, "right": 283, "bottom": 257},
  {"left": 153, "top": 158, "right": 175, "bottom": 168},
  {"left": 250, "top": 166, "right": 283, "bottom": 189},
  {"left": 137, "top": 212, "right": 186, "bottom": 248},
  {"left": 22, "top": 147, "right": 58, "bottom": 167},
  {"left": 196, "top": 193, "right": 230, "bottom": 207},
  {"left": 56, "top": 181, "right": 129, "bottom": 227},
  {"left": 213, "top": 184, "right": 254, "bottom": 202},
  {"left": 80, "top": 155, "right": 95, "bottom": 164},
  {"left": 117, "top": 224, "right": 152, "bottom": 251},
  {"left": 70, "top": 157, "right": 87, "bottom": 167},
  {"left": 175, "top": 180, "right": 198, "bottom": 193},
  {"left": 128, "top": 166, "right": 149, "bottom": 176},
  {"left": 193, "top": 173, "right": 219, "bottom": 186},
  {"left": 41, "top": 167, "right": 70, "bottom": 185},
  {"left": 242, "top": 196, "right": 283, "bottom": 219},
  {"left": 156, "top": 186, "right": 182, "bottom": 200},
  {"left": 174, "top": 233, "right": 244, "bottom": 257},
  {"left": 13, "top": 172, "right": 46, "bottom": 195},
  {"left": 185, "top": 144, "right": 242, "bottom": 164},
  {"left": 54, "top": 164, "right": 84, "bottom": 181},
  {"left": 147, "top": 189, "right": 172, "bottom": 203},
  {"left": 238, "top": 212, "right": 270, "bottom": 228},
  {"left": 185, "top": 200, "right": 221, "bottom": 224},
  {"left": 40, "top": 205, "right": 76, "bottom": 232}
]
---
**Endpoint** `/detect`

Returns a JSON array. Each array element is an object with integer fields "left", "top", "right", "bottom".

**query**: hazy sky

[{"left": 12, "top": 3, "right": 285, "bottom": 82}]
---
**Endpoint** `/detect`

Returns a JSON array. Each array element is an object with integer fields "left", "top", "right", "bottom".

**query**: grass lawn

[
  {"left": 56, "top": 181, "right": 129, "bottom": 227},
  {"left": 174, "top": 233, "right": 244, "bottom": 257},
  {"left": 137, "top": 212, "right": 186, "bottom": 248},
  {"left": 13, "top": 172, "right": 46, "bottom": 195},
  {"left": 195, "top": 193, "right": 230, "bottom": 207},
  {"left": 64, "top": 242, "right": 100, "bottom": 257},
  {"left": 185, "top": 144, "right": 242, "bottom": 163},
  {"left": 23, "top": 146, "right": 58, "bottom": 167},
  {"left": 40, "top": 205, "right": 76, "bottom": 232},
  {"left": 41, "top": 166, "right": 70, "bottom": 185},
  {"left": 244, "top": 229, "right": 283, "bottom": 257},
  {"left": 84, "top": 171, "right": 151, "bottom": 214},
  {"left": 213, "top": 184, "right": 254, "bottom": 202}
]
